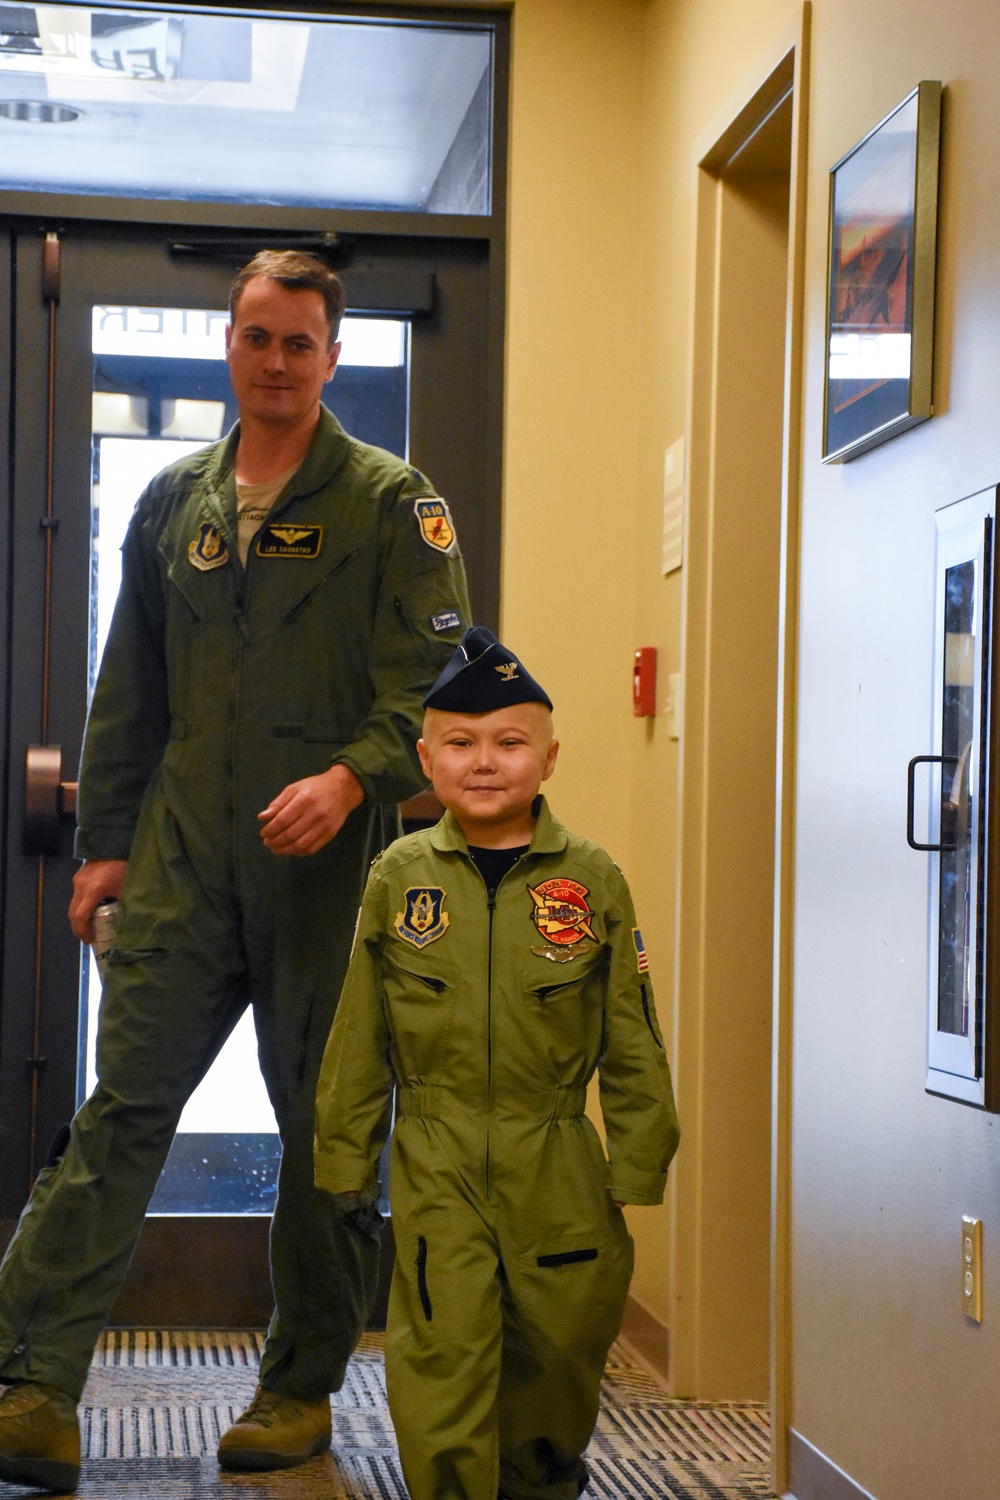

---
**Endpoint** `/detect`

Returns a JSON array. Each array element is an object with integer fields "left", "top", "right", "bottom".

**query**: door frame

[{"left": 670, "top": 5, "right": 810, "bottom": 1490}]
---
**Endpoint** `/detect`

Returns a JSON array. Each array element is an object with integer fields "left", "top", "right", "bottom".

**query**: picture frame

[{"left": 822, "top": 80, "right": 942, "bottom": 463}]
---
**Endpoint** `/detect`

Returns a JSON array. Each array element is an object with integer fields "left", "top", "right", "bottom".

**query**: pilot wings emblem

[
  {"left": 256, "top": 522, "right": 323, "bottom": 559},
  {"left": 270, "top": 526, "right": 313, "bottom": 545}
]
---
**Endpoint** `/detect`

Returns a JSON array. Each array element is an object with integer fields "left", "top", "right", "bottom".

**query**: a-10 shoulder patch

[{"left": 414, "top": 496, "right": 458, "bottom": 555}]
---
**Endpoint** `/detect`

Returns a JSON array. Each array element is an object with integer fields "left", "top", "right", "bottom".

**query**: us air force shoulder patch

[
  {"left": 414, "top": 497, "right": 457, "bottom": 555},
  {"left": 188, "top": 523, "right": 229, "bottom": 571},
  {"left": 256, "top": 523, "right": 323, "bottom": 559},
  {"left": 394, "top": 887, "right": 450, "bottom": 949}
]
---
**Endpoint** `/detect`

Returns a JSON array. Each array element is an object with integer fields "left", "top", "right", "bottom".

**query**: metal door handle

[
  {"left": 24, "top": 745, "right": 77, "bottom": 856},
  {"left": 907, "top": 754, "right": 959, "bottom": 851}
]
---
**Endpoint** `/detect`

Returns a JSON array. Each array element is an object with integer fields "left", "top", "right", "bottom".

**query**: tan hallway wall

[
  {"left": 788, "top": 3, "right": 1000, "bottom": 1496},
  {"left": 401, "top": 7, "right": 1000, "bottom": 1489},
  {"left": 630, "top": 1, "right": 1000, "bottom": 1492},
  {"left": 394, "top": 0, "right": 792, "bottom": 1343},
  {"left": 397, "top": 0, "right": 662, "bottom": 1303},
  {"left": 627, "top": 0, "right": 797, "bottom": 1349}
]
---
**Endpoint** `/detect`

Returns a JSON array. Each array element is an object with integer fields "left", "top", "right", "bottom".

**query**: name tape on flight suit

[
  {"left": 188, "top": 523, "right": 230, "bottom": 571},
  {"left": 394, "top": 887, "right": 450, "bottom": 948},
  {"left": 256, "top": 523, "right": 324, "bottom": 559}
]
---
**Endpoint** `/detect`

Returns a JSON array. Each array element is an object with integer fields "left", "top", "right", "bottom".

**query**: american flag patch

[{"left": 632, "top": 928, "right": 649, "bottom": 972}]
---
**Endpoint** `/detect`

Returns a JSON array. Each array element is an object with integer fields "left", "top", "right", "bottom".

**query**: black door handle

[{"left": 907, "top": 754, "right": 960, "bottom": 851}]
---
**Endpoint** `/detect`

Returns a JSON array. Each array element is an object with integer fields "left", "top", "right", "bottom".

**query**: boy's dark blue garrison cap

[{"left": 423, "top": 626, "right": 553, "bottom": 712}]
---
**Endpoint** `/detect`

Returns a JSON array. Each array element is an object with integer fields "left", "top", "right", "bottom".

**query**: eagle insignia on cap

[
  {"left": 422, "top": 624, "right": 553, "bottom": 713},
  {"left": 394, "top": 887, "right": 450, "bottom": 949},
  {"left": 188, "top": 523, "right": 229, "bottom": 571}
]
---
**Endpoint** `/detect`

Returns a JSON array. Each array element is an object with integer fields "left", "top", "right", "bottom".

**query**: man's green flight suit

[
  {"left": 0, "top": 407, "right": 469, "bottom": 1404},
  {"left": 315, "top": 800, "right": 680, "bottom": 1500}
]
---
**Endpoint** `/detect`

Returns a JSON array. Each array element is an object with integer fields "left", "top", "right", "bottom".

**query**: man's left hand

[{"left": 258, "top": 764, "right": 364, "bottom": 857}]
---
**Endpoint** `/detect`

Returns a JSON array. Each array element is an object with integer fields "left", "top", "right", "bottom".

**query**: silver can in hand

[{"left": 92, "top": 899, "right": 121, "bottom": 980}]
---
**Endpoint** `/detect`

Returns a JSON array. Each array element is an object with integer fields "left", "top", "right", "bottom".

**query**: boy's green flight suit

[
  {"left": 0, "top": 407, "right": 470, "bottom": 1404},
  {"left": 315, "top": 800, "right": 680, "bottom": 1500}
]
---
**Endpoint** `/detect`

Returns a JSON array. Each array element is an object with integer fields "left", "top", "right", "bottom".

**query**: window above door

[{"left": 0, "top": 3, "right": 494, "bottom": 214}]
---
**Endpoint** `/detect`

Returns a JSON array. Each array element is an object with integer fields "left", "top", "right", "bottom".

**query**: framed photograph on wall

[{"left": 822, "top": 80, "right": 942, "bottom": 463}]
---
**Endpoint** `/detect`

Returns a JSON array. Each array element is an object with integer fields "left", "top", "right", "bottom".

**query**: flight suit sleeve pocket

[{"left": 392, "top": 577, "right": 465, "bottom": 672}]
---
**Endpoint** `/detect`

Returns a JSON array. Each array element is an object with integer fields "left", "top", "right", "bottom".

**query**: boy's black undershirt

[{"left": 468, "top": 844, "right": 530, "bottom": 900}]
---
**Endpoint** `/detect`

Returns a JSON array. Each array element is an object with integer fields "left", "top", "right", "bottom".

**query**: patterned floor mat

[{"left": 2, "top": 1330, "right": 774, "bottom": 1497}]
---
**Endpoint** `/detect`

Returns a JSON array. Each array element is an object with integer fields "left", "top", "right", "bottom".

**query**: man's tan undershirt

[{"left": 235, "top": 462, "right": 301, "bottom": 565}]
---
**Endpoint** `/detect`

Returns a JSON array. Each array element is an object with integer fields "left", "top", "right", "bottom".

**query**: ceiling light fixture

[{"left": 0, "top": 100, "right": 81, "bottom": 123}]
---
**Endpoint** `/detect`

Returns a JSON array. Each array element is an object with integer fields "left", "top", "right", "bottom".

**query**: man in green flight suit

[{"left": 0, "top": 251, "right": 469, "bottom": 1494}]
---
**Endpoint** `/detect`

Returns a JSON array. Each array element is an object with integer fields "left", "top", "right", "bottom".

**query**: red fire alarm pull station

[{"left": 633, "top": 647, "right": 656, "bottom": 717}]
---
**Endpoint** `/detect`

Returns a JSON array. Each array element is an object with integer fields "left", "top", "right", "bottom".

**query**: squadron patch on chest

[
  {"left": 394, "top": 887, "right": 450, "bottom": 949},
  {"left": 188, "top": 523, "right": 230, "bottom": 571},
  {"left": 528, "top": 879, "right": 597, "bottom": 963},
  {"left": 256, "top": 523, "right": 323, "bottom": 559},
  {"left": 414, "top": 497, "right": 457, "bottom": 555}
]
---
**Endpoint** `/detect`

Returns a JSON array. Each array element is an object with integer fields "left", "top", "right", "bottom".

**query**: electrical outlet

[{"left": 961, "top": 1216, "right": 983, "bottom": 1323}]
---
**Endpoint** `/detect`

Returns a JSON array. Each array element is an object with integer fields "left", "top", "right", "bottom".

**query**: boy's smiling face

[{"left": 418, "top": 702, "right": 559, "bottom": 848}]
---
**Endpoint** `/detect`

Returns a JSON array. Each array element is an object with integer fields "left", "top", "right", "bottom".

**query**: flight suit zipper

[
  {"left": 486, "top": 887, "right": 495, "bottom": 1198},
  {"left": 227, "top": 619, "right": 245, "bottom": 882},
  {"left": 481, "top": 852, "right": 530, "bottom": 1201}
]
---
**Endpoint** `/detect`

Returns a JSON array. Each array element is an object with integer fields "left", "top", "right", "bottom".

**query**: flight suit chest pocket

[
  {"left": 163, "top": 583, "right": 206, "bottom": 737},
  {"left": 384, "top": 951, "right": 451, "bottom": 998},
  {"left": 383, "top": 948, "right": 458, "bottom": 1076},
  {"left": 521, "top": 953, "right": 607, "bottom": 1077},
  {"left": 527, "top": 949, "right": 606, "bottom": 1003}
]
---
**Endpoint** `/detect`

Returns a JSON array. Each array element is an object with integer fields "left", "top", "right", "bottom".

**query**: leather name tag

[{"left": 256, "top": 523, "right": 323, "bottom": 559}]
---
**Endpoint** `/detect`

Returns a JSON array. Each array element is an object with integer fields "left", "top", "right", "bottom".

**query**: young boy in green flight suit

[{"left": 314, "top": 626, "right": 680, "bottom": 1500}]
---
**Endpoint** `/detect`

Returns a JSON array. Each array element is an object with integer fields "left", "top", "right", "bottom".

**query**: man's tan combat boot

[
  {"left": 0, "top": 1380, "right": 81, "bottom": 1492},
  {"left": 217, "top": 1385, "right": 331, "bottom": 1471}
]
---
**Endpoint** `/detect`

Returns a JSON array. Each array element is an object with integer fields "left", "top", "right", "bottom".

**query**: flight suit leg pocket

[{"left": 416, "top": 1235, "right": 433, "bottom": 1321}]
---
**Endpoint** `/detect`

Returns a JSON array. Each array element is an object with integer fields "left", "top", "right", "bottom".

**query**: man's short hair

[{"left": 229, "top": 251, "right": 347, "bottom": 345}]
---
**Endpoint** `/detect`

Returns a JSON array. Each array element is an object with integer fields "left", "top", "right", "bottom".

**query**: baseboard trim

[
  {"left": 617, "top": 1293, "right": 669, "bottom": 1387},
  {"left": 786, "top": 1429, "right": 879, "bottom": 1500}
]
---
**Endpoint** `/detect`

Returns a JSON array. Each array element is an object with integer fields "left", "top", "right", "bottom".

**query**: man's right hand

[{"left": 69, "top": 859, "right": 128, "bottom": 943}]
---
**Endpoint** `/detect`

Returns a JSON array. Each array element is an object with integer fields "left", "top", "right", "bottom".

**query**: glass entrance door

[
  {"left": 85, "top": 297, "right": 409, "bottom": 1216},
  {"left": 0, "top": 221, "right": 494, "bottom": 1316}
]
